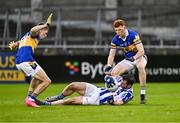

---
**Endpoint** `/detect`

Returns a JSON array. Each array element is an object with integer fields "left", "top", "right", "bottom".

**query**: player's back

[{"left": 16, "top": 32, "right": 40, "bottom": 64}]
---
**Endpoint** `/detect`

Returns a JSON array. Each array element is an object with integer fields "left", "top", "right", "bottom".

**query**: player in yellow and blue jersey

[
  {"left": 8, "top": 13, "right": 53, "bottom": 107},
  {"left": 104, "top": 19, "right": 147, "bottom": 104}
]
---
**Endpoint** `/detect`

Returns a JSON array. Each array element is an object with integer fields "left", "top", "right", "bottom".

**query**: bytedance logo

[{"left": 65, "top": 61, "right": 80, "bottom": 75}]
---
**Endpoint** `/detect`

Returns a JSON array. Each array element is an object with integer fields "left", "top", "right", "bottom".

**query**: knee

[
  {"left": 111, "top": 66, "right": 126, "bottom": 76},
  {"left": 111, "top": 70, "right": 122, "bottom": 76},
  {"left": 47, "top": 78, "right": 52, "bottom": 84},
  {"left": 111, "top": 69, "right": 117, "bottom": 76},
  {"left": 43, "top": 78, "right": 51, "bottom": 85},
  {"left": 69, "top": 82, "right": 79, "bottom": 90},
  {"left": 68, "top": 82, "right": 76, "bottom": 90},
  {"left": 137, "top": 66, "right": 146, "bottom": 73}
]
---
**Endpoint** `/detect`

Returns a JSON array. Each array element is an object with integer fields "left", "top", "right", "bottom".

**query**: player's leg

[
  {"left": 136, "top": 56, "right": 147, "bottom": 104},
  {"left": 62, "top": 82, "right": 86, "bottom": 96},
  {"left": 27, "top": 78, "right": 40, "bottom": 96},
  {"left": 19, "top": 62, "right": 51, "bottom": 107},
  {"left": 31, "top": 68, "right": 51, "bottom": 97},
  {"left": 19, "top": 62, "right": 51, "bottom": 97},
  {"left": 25, "top": 69, "right": 51, "bottom": 107},
  {"left": 111, "top": 60, "right": 135, "bottom": 76},
  {"left": 81, "top": 83, "right": 100, "bottom": 105},
  {"left": 50, "top": 96, "right": 84, "bottom": 105},
  {"left": 26, "top": 68, "right": 51, "bottom": 107},
  {"left": 16, "top": 64, "right": 39, "bottom": 96},
  {"left": 46, "top": 82, "right": 86, "bottom": 102},
  {"left": 44, "top": 83, "right": 99, "bottom": 105},
  {"left": 16, "top": 63, "right": 39, "bottom": 107}
]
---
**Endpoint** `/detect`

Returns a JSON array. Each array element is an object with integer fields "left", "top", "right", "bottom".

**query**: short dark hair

[
  {"left": 37, "top": 22, "right": 49, "bottom": 29},
  {"left": 113, "top": 19, "right": 126, "bottom": 28},
  {"left": 37, "top": 22, "right": 45, "bottom": 25},
  {"left": 122, "top": 74, "right": 135, "bottom": 86}
]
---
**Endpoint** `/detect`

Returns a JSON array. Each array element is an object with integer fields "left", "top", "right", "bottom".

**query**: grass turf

[{"left": 0, "top": 83, "right": 180, "bottom": 122}]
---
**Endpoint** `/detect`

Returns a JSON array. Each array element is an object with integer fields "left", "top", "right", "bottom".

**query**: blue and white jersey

[
  {"left": 111, "top": 29, "right": 142, "bottom": 58},
  {"left": 99, "top": 76, "right": 133, "bottom": 104},
  {"left": 99, "top": 88, "right": 113, "bottom": 104},
  {"left": 113, "top": 86, "right": 133, "bottom": 104}
]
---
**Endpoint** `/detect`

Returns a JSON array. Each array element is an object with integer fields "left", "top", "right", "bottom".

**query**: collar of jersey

[{"left": 118, "top": 29, "right": 129, "bottom": 41}]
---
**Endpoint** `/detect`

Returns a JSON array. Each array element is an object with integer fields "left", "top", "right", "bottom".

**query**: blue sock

[
  {"left": 44, "top": 101, "right": 51, "bottom": 105},
  {"left": 29, "top": 95, "right": 37, "bottom": 101},
  {"left": 56, "top": 93, "right": 65, "bottom": 99}
]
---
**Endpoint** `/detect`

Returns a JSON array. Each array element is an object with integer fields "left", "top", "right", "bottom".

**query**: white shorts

[
  {"left": 82, "top": 83, "right": 100, "bottom": 105},
  {"left": 16, "top": 61, "right": 42, "bottom": 77},
  {"left": 117, "top": 55, "right": 147, "bottom": 71}
]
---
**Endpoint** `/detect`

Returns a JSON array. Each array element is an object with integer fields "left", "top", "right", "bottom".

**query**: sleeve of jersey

[
  {"left": 133, "top": 35, "right": 142, "bottom": 45},
  {"left": 111, "top": 36, "right": 118, "bottom": 49},
  {"left": 111, "top": 43, "right": 117, "bottom": 49}
]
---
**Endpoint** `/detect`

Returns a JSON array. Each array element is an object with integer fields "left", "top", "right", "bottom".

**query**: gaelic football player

[
  {"left": 104, "top": 19, "right": 147, "bottom": 104},
  {"left": 8, "top": 13, "right": 53, "bottom": 107},
  {"left": 39, "top": 74, "right": 134, "bottom": 106}
]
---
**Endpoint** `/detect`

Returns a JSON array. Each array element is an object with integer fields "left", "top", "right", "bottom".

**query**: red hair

[{"left": 113, "top": 19, "right": 126, "bottom": 28}]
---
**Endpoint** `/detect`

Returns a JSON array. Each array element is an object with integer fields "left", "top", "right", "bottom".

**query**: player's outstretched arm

[
  {"left": 30, "top": 24, "right": 48, "bottom": 34},
  {"left": 30, "top": 13, "right": 53, "bottom": 36}
]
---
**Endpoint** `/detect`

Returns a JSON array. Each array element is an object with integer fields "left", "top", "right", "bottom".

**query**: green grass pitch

[{"left": 0, "top": 82, "right": 180, "bottom": 122}]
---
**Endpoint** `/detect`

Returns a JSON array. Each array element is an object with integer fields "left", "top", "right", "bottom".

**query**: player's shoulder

[
  {"left": 21, "top": 31, "right": 40, "bottom": 40},
  {"left": 24, "top": 32, "right": 31, "bottom": 36},
  {"left": 111, "top": 34, "right": 119, "bottom": 43},
  {"left": 112, "top": 34, "right": 119, "bottom": 39},
  {"left": 21, "top": 32, "right": 31, "bottom": 40},
  {"left": 128, "top": 29, "right": 139, "bottom": 37}
]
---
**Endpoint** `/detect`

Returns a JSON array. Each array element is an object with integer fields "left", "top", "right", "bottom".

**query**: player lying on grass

[
  {"left": 38, "top": 74, "right": 135, "bottom": 105},
  {"left": 8, "top": 14, "right": 53, "bottom": 107}
]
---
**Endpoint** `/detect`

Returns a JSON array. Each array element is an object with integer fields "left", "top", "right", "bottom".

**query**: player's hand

[
  {"left": 104, "top": 75, "right": 116, "bottom": 88},
  {"left": 46, "top": 13, "right": 53, "bottom": 26},
  {"left": 103, "top": 65, "right": 112, "bottom": 75},
  {"left": 8, "top": 41, "right": 16, "bottom": 50},
  {"left": 125, "top": 57, "right": 135, "bottom": 62},
  {"left": 8, "top": 41, "right": 20, "bottom": 50}
]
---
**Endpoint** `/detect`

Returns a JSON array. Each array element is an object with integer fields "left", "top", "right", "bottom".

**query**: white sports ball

[{"left": 105, "top": 76, "right": 119, "bottom": 92}]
